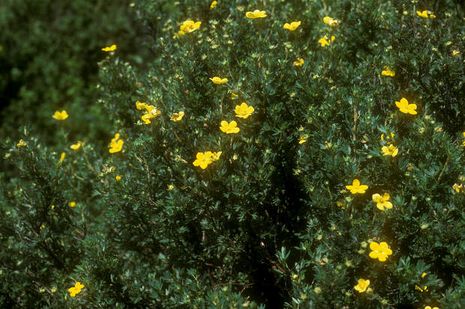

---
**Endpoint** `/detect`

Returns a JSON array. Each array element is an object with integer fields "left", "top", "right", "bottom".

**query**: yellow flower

[
  {"left": 283, "top": 21, "right": 301, "bottom": 31},
  {"left": 52, "top": 110, "right": 69, "bottom": 121},
  {"left": 193, "top": 152, "right": 213, "bottom": 169},
  {"left": 58, "top": 152, "right": 66, "bottom": 163},
  {"left": 424, "top": 306, "right": 439, "bottom": 309},
  {"left": 135, "top": 101, "right": 149, "bottom": 110},
  {"left": 235, "top": 102, "right": 254, "bottom": 119},
  {"left": 16, "top": 139, "right": 27, "bottom": 148},
  {"left": 369, "top": 241, "right": 393, "bottom": 262},
  {"left": 452, "top": 50, "right": 460, "bottom": 57},
  {"left": 170, "top": 111, "right": 185, "bottom": 122},
  {"left": 141, "top": 106, "right": 161, "bottom": 124},
  {"left": 68, "top": 201, "right": 77, "bottom": 208},
  {"left": 395, "top": 98, "right": 417, "bottom": 115},
  {"left": 417, "top": 10, "right": 436, "bottom": 19},
  {"left": 421, "top": 272, "right": 428, "bottom": 278},
  {"left": 324, "top": 141, "right": 333, "bottom": 149},
  {"left": 372, "top": 193, "right": 393, "bottom": 211},
  {"left": 381, "top": 66, "right": 395, "bottom": 77},
  {"left": 382, "top": 144, "right": 398, "bottom": 157},
  {"left": 354, "top": 279, "right": 370, "bottom": 293},
  {"left": 68, "top": 282, "right": 85, "bottom": 297},
  {"left": 230, "top": 92, "right": 239, "bottom": 100},
  {"left": 115, "top": 175, "right": 122, "bottom": 181},
  {"left": 298, "top": 135, "right": 308, "bottom": 144},
  {"left": 210, "top": 76, "right": 228, "bottom": 85},
  {"left": 245, "top": 10, "right": 267, "bottom": 19},
  {"left": 293, "top": 58, "right": 304, "bottom": 67},
  {"left": 141, "top": 113, "right": 155, "bottom": 124},
  {"left": 101, "top": 44, "right": 117, "bottom": 52},
  {"left": 177, "top": 20, "right": 201, "bottom": 36},
  {"left": 453, "top": 183, "right": 463, "bottom": 193},
  {"left": 346, "top": 179, "right": 369, "bottom": 194},
  {"left": 318, "top": 35, "right": 335, "bottom": 47},
  {"left": 70, "top": 141, "right": 82, "bottom": 151},
  {"left": 210, "top": 1, "right": 217, "bottom": 9},
  {"left": 323, "top": 16, "right": 340, "bottom": 27},
  {"left": 135, "top": 101, "right": 161, "bottom": 124},
  {"left": 415, "top": 285, "right": 429, "bottom": 292},
  {"left": 109, "top": 133, "right": 124, "bottom": 154},
  {"left": 380, "top": 132, "right": 395, "bottom": 141},
  {"left": 220, "top": 120, "right": 240, "bottom": 134}
]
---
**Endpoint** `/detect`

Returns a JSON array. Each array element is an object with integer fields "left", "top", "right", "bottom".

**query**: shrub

[{"left": 1, "top": 0, "right": 465, "bottom": 307}]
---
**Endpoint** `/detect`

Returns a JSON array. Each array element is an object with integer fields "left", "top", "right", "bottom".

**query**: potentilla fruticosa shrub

[{"left": 1, "top": 0, "right": 465, "bottom": 308}]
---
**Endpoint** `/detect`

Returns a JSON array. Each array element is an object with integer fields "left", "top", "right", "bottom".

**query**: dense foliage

[
  {"left": 0, "top": 0, "right": 150, "bottom": 145},
  {"left": 1, "top": 0, "right": 465, "bottom": 308}
]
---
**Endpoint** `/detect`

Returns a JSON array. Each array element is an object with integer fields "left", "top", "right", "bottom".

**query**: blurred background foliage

[
  {"left": 1, "top": 0, "right": 465, "bottom": 308},
  {"left": 0, "top": 0, "right": 153, "bottom": 146}
]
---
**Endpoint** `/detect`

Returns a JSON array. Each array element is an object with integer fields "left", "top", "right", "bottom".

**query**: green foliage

[
  {"left": 0, "top": 0, "right": 148, "bottom": 145},
  {"left": 1, "top": 0, "right": 465, "bottom": 307}
]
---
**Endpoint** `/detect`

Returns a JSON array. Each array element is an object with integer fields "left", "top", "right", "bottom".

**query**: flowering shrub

[{"left": 1, "top": 0, "right": 465, "bottom": 307}]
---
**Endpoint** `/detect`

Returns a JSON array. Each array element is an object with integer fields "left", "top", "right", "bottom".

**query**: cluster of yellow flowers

[
  {"left": 345, "top": 82, "right": 432, "bottom": 297},
  {"left": 178, "top": 8, "right": 339, "bottom": 52},
  {"left": 138, "top": 100, "right": 185, "bottom": 124},
  {"left": 345, "top": 176, "right": 393, "bottom": 292},
  {"left": 353, "top": 242, "right": 394, "bottom": 293},
  {"left": 193, "top": 99, "right": 254, "bottom": 168},
  {"left": 318, "top": 16, "right": 339, "bottom": 47},
  {"left": 49, "top": 44, "right": 120, "bottom": 166},
  {"left": 136, "top": 101, "right": 161, "bottom": 125}
]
